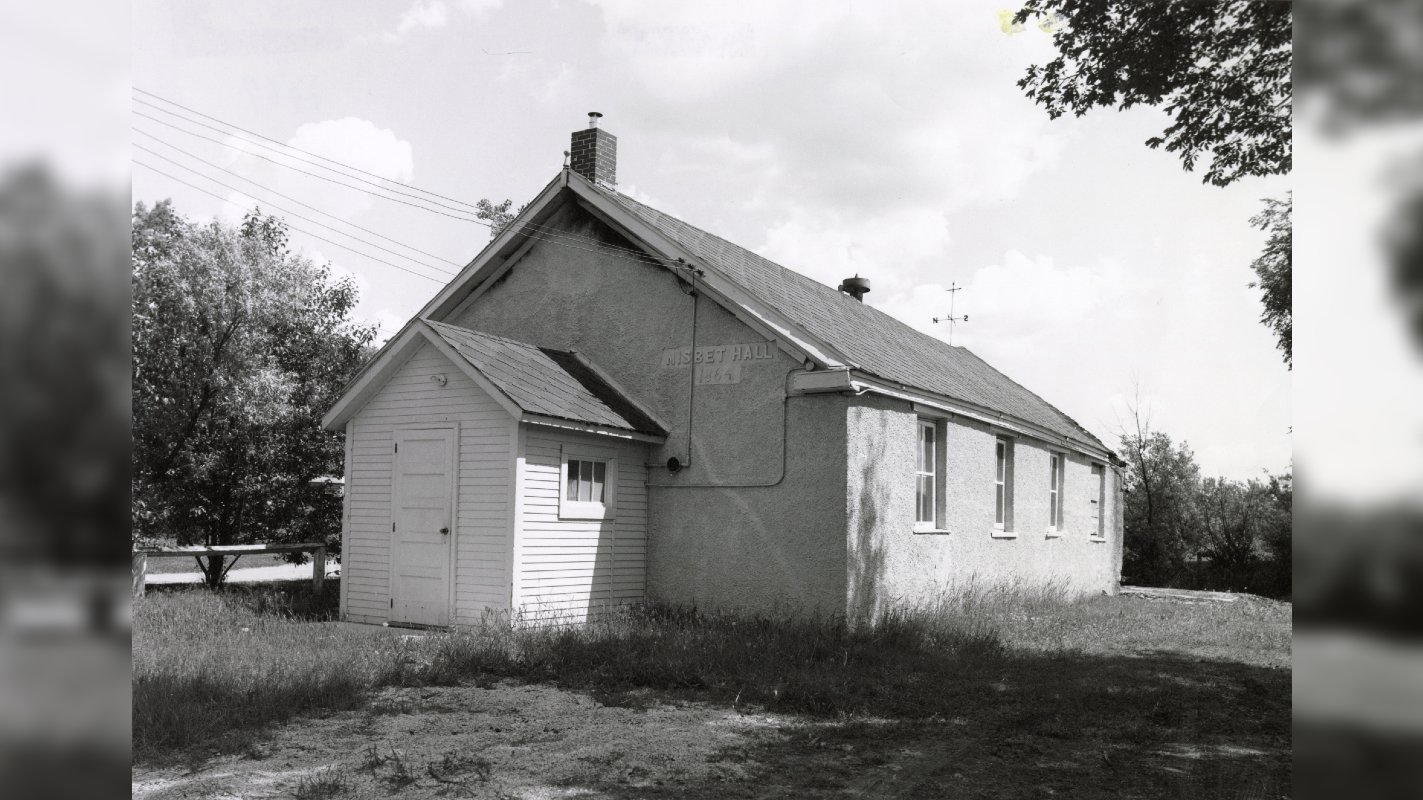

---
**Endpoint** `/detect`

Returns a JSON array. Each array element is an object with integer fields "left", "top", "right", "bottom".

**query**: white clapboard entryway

[{"left": 390, "top": 427, "right": 456, "bottom": 626}]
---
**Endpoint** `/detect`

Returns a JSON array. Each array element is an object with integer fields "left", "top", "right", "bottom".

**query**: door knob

[{"left": 439, "top": 527, "right": 450, "bottom": 535}]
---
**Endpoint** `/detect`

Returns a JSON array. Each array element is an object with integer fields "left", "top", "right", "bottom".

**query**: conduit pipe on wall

[{"left": 645, "top": 366, "right": 805, "bottom": 490}]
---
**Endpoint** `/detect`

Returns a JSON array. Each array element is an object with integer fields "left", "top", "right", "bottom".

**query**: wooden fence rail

[{"left": 131, "top": 542, "right": 327, "bottom": 597}]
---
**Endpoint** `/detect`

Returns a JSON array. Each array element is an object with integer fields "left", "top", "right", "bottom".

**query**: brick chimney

[{"left": 570, "top": 112, "right": 616, "bottom": 188}]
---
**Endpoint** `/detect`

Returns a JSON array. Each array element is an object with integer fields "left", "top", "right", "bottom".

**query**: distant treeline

[{"left": 1119, "top": 423, "right": 1291, "bottom": 599}]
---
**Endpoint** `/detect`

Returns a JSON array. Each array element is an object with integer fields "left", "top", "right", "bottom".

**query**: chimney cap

[{"left": 588, "top": 111, "right": 603, "bottom": 128}]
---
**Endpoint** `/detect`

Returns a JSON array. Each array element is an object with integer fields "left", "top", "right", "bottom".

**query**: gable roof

[
  {"left": 424, "top": 321, "right": 665, "bottom": 437},
  {"left": 597, "top": 190, "right": 1108, "bottom": 453}
]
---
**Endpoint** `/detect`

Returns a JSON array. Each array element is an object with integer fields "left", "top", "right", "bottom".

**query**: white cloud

[
  {"left": 288, "top": 118, "right": 414, "bottom": 183},
  {"left": 758, "top": 206, "right": 952, "bottom": 296},
  {"left": 365, "top": 0, "right": 504, "bottom": 43},
  {"left": 206, "top": 117, "right": 414, "bottom": 225},
  {"left": 396, "top": 1, "right": 450, "bottom": 36}
]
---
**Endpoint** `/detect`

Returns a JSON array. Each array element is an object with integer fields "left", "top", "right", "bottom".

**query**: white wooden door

[{"left": 391, "top": 427, "right": 455, "bottom": 626}]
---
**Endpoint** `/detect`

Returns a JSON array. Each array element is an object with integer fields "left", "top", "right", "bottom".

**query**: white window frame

[
  {"left": 914, "top": 419, "right": 938, "bottom": 531},
  {"left": 559, "top": 443, "right": 617, "bottom": 521},
  {"left": 993, "top": 436, "right": 1015, "bottom": 536},
  {"left": 1047, "top": 452, "right": 1066, "bottom": 536},
  {"left": 1089, "top": 462, "right": 1107, "bottom": 541}
]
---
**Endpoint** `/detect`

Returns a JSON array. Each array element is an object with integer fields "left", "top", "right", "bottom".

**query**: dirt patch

[
  {"left": 132, "top": 671, "right": 1288, "bottom": 799},
  {"left": 132, "top": 680, "right": 796, "bottom": 799}
]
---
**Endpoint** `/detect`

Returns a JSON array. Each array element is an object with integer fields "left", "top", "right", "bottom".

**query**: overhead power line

[
  {"left": 134, "top": 89, "right": 484, "bottom": 211},
  {"left": 131, "top": 89, "right": 679, "bottom": 272},
  {"left": 133, "top": 144, "right": 457, "bottom": 277},
  {"left": 133, "top": 112, "right": 669, "bottom": 269},
  {"left": 133, "top": 131, "right": 464, "bottom": 269},
  {"left": 132, "top": 90, "right": 674, "bottom": 267},
  {"left": 133, "top": 159, "right": 450, "bottom": 284}
]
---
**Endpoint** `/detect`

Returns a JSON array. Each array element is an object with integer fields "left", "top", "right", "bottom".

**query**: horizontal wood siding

[
  {"left": 517, "top": 427, "right": 649, "bottom": 625},
  {"left": 345, "top": 342, "right": 513, "bottom": 624}
]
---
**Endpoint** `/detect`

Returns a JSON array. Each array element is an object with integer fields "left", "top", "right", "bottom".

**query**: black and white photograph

[{"left": 3, "top": 1, "right": 1423, "bottom": 798}]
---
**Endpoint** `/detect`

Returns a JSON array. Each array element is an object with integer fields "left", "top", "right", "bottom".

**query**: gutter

[{"left": 788, "top": 368, "right": 1118, "bottom": 464}]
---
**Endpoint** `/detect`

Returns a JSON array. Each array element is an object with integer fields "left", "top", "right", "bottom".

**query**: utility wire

[
  {"left": 132, "top": 92, "right": 674, "bottom": 268},
  {"left": 133, "top": 110, "right": 497, "bottom": 224},
  {"left": 133, "top": 131, "right": 464, "bottom": 269},
  {"left": 133, "top": 112, "right": 672, "bottom": 270},
  {"left": 133, "top": 140, "right": 674, "bottom": 279},
  {"left": 133, "top": 159, "right": 450, "bottom": 284},
  {"left": 134, "top": 144, "right": 457, "bottom": 277},
  {"left": 135, "top": 89, "right": 484, "bottom": 211}
]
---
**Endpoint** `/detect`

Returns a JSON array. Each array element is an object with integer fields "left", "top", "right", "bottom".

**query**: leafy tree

[
  {"left": 1014, "top": 0, "right": 1292, "bottom": 187},
  {"left": 1015, "top": 1, "right": 1294, "bottom": 365},
  {"left": 1258, "top": 467, "right": 1292, "bottom": 596},
  {"left": 1118, "top": 402, "right": 1203, "bottom": 586},
  {"left": 1249, "top": 193, "right": 1292, "bottom": 367},
  {"left": 132, "top": 201, "right": 376, "bottom": 586},
  {"left": 475, "top": 198, "right": 524, "bottom": 239},
  {"left": 1120, "top": 430, "right": 1203, "bottom": 586}
]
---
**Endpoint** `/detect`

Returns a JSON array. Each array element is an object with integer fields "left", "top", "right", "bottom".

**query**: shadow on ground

[
  {"left": 555, "top": 650, "right": 1289, "bottom": 800},
  {"left": 134, "top": 646, "right": 1288, "bottom": 800}
]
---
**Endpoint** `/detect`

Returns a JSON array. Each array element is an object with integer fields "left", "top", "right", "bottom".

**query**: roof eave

[
  {"left": 520, "top": 413, "right": 667, "bottom": 444},
  {"left": 321, "top": 321, "right": 525, "bottom": 431},
  {"left": 789, "top": 368, "right": 1116, "bottom": 462}
]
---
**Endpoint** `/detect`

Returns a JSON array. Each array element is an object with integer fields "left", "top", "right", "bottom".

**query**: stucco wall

[
  {"left": 845, "top": 395, "right": 1119, "bottom": 620},
  {"left": 449, "top": 203, "right": 788, "bottom": 485},
  {"left": 646, "top": 393, "right": 849, "bottom": 615},
  {"left": 448, "top": 201, "right": 849, "bottom": 616}
]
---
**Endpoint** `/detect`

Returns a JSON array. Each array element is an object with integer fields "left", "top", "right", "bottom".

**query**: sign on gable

[{"left": 660, "top": 341, "right": 775, "bottom": 386}]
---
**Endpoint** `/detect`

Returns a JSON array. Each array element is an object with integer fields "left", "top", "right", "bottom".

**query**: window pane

[
  {"left": 996, "top": 444, "right": 1005, "bottom": 481},
  {"left": 916, "top": 475, "right": 932, "bottom": 523},
  {"left": 922, "top": 425, "right": 935, "bottom": 473},
  {"left": 1050, "top": 492, "right": 1057, "bottom": 524},
  {"left": 593, "top": 461, "right": 607, "bottom": 502},
  {"left": 566, "top": 459, "right": 578, "bottom": 501},
  {"left": 995, "top": 485, "right": 1005, "bottom": 524},
  {"left": 578, "top": 460, "right": 592, "bottom": 502}
]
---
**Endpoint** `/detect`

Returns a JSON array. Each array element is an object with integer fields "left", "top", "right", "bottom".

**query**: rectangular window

[
  {"left": 994, "top": 437, "right": 1014, "bottom": 531},
  {"left": 560, "top": 445, "right": 616, "bottom": 520},
  {"left": 565, "top": 458, "right": 607, "bottom": 503},
  {"left": 1048, "top": 453, "right": 1065, "bottom": 532},
  {"left": 1090, "top": 463, "right": 1106, "bottom": 539},
  {"left": 916, "top": 420, "right": 936, "bottom": 527}
]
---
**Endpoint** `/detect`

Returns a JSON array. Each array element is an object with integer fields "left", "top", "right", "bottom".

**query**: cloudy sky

[{"left": 131, "top": 0, "right": 1296, "bottom": 484}]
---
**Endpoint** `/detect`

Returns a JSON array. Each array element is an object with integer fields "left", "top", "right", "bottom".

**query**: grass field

[{"left": 133, "top": 582, "right": 1290, "bottom": 799}]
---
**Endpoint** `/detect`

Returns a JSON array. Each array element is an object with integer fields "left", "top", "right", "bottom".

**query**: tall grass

[
  {"left": 133, "top": 579, "right": 1290, "bottom": 761},
  {"left": 133, "top": 591, "right": 427, "bottom": 758}
]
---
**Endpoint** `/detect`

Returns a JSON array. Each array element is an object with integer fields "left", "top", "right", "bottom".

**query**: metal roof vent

[{"left": 838, "top": 275, "right": 871, "bottom": 301}]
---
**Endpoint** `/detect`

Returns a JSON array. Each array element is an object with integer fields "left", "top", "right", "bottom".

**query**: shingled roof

[
  {"left": 425, "top": 321, "right": 665, "bottom": 437},
  {"left": 599, "top": 191, "right": 1107, "bottom": 452}
]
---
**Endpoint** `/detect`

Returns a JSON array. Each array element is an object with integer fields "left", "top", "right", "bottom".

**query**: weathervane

[{"left": 932, "top": 282, "right": 969, "bottom": 345}]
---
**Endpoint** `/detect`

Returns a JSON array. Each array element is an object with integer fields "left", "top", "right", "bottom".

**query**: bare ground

[{"left": 132, "top": 666, "right": 1288, "bottom": 800}]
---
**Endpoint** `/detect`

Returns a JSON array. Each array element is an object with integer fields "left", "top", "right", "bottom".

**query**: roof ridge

[{"left": 600, "top": 189, "right": 1111, "bottom": 454}]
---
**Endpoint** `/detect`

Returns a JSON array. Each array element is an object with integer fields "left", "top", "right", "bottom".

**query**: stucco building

[{"left": 323, "top": 117, "right": 1124, "bottom": 627}]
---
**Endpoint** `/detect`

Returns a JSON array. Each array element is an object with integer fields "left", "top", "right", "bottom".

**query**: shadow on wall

[{"left": 848, "top": 436, "right": 888, "bottom": 627}]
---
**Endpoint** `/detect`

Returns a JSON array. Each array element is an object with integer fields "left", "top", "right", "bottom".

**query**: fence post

[
  {"left": 312, "top": 546, "right": 326, "bottom": 593},
  {"left": 132, "top": 553, "right": 147, "bottom": 598}
]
